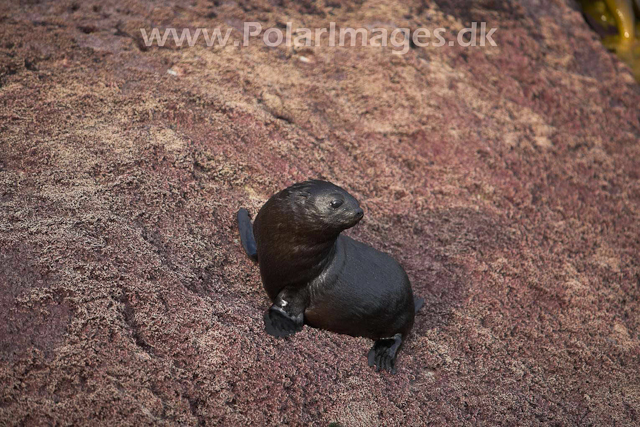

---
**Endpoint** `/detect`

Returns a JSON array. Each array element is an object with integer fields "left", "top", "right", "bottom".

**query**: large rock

[{"left": 1, "top": 0, "right": 639, "bottom": 425}]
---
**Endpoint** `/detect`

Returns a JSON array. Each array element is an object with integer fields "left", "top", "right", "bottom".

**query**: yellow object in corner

[
  {"left": 605, "top": 0, "right": 636, "bottom": 41},
  {"left": 581, "top": 0, "right": 640, "bottom": 80}
]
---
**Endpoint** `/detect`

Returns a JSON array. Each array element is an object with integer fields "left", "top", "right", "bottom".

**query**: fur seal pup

[{"left": 237, "top": 180, "right": 423, "bottom": 373}]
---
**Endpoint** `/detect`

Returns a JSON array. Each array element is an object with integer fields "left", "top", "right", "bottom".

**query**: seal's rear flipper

[
  {"left": 237, "top": 208, "right": 258, "bottom": 262},
  {"left": 368, "top": 333, "right": 402, "bottom": 374},
  {"left": 414, "top": 296, "right": 425, "bottom": 313}
]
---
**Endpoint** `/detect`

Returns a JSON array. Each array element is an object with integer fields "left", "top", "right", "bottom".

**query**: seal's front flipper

[
  {"left": 264, "top": 306, "right": 303, "bottom": 338},
  {"left": 264, "top": 289, "right": 306, "bottom": 338},
  {"left": 367, "top": 333, "right": 402, "bottom": 374},
  {"left": 414, "top": 296, "right": 425, "bottom": 313},
  {"left": 237, "top": 208, "right": 258, "bottom": 262}
]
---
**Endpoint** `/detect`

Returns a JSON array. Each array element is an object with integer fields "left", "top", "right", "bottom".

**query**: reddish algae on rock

[{"left": 1, "top": 0, "right": 640, "bottom": 425}]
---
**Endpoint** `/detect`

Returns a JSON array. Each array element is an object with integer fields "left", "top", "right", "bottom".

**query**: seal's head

[{"left": 278, "top": 180, "right": 364, "bottom": 236}]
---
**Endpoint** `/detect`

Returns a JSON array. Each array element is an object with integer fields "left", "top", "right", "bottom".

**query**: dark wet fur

[{"left": 237, "top": 180, "right": 423, "bottom": 373}]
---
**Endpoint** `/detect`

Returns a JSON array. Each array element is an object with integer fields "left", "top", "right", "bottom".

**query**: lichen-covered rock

[{"left": 1, "top": 0, "right": 639, "bottom": 425}]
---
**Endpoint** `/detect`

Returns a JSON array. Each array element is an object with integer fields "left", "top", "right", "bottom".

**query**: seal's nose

[{"left": 354, "top": 208, "right": 364, "bottom": 219}]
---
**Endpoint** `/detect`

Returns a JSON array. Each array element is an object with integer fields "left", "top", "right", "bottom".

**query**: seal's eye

[{"left": 330, "top": 199, "right": 343, "bottom": 209}]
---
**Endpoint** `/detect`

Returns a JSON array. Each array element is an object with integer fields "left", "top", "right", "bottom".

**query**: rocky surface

[{"left": 1, "top": 0, "right": 640, "bottom": 425}]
